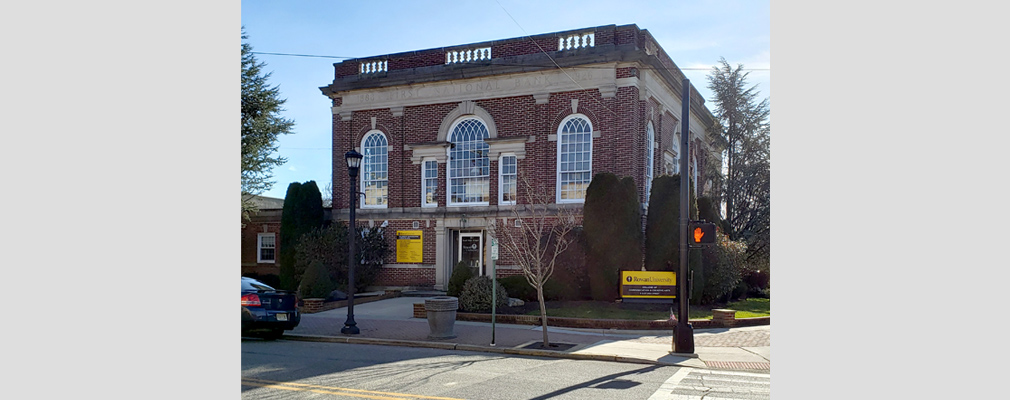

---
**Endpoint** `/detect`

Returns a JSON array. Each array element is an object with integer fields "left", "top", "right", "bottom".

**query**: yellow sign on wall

[
  {"left": 396, "top": 230, "right": 423, "bottom": 263},
  {"left": 621, "top": 271, "right": 676, "bottom": 299}
]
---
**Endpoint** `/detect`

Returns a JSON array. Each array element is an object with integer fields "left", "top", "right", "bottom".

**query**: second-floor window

[
  {"left": 361, "top": 130, "right": 388, "bottom": 207},
  {"left": 645, "top": 122, "right": 655, "bottom": 203}
]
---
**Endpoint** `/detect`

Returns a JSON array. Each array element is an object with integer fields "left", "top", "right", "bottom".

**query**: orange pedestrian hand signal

[{"left": 689, "top": 221, "right": 716, "bottom": 244}]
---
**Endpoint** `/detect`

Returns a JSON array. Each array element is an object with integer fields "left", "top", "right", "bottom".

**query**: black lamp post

[
  {"left": 341, "top": 149, "right": 363, "bottom": 335},
  {"left": 675, "top": 78, "right": 695, "bottom": 353}
]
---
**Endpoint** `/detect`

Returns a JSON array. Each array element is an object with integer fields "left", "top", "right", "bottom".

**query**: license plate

[{"left": 276, "top": 313, "right": 288, "bottom": 321}]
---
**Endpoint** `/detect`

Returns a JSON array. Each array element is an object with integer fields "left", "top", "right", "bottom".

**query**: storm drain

[{"left": 517, "top": 342, "right": 577, "bottom": 352}]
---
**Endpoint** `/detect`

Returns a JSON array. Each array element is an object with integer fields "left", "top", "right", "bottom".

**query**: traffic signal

[{"left": 690, "top": 221, "right": 716, "bottom": 244}]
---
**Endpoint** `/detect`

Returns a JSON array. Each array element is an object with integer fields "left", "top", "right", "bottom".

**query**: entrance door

[{"left": 458, "top": 232, "right": 484, "bottom": 276}]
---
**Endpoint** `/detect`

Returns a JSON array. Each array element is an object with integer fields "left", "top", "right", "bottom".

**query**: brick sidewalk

[
  {"left": 291, "top": 313, "right": 769, "bottom": 348},
  {"left": 628, "top": 329, "right": 771, "bottom": 347}
]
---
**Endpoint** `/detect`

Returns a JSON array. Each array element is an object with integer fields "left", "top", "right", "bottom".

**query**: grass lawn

[{"left": 523, "top": 297, "right": 769, "bottom": 320}]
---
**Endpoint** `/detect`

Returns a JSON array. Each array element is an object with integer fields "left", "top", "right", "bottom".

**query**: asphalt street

[{"left": 241, "top": 339, "right": 770, "bottom": 399}]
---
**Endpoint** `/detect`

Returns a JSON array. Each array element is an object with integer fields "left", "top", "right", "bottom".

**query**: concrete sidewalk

[{"left": 282, "top": 296, "right": 770, "bottom": 372}]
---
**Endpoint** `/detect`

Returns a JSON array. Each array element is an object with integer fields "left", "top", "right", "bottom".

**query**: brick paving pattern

[{"left": 292, "top": 314, "right": 769, "bottom": 348}]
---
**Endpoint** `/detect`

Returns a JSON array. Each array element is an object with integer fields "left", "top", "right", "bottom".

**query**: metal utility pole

[{"left": 675, "top": 79, "right": 695, "bottom": 354}]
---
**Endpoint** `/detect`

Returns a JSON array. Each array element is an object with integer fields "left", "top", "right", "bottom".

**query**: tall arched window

[
  {"left": 692, "top": 154, "right": 699, "bottom": 195},
  {"left": 361, "top": 130, "right": 388, "bottom": 207},
  {"left": 645, "top": 122, "right": 655, "bottom": 204},
  {"left": 447, "top": 117, "right": 490, "bottom": 205},
  {"left": 671, "top": 126, "right": 681, "bottom": 175},
  {"left": 557, "top": 114, "right": 593, "bottom": 203}
]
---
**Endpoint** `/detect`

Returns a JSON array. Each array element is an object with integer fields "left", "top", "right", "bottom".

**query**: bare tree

[
  {"left": 489, "top": 172, "right": 578, "bottom": 348},
  {"left": 322, "top": 180, "right": 333, "bottom": 208}
]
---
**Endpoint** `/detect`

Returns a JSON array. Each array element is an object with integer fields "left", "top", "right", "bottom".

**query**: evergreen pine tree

[{"left": 242, "top": 27, "right": 295, "bottom": 225}]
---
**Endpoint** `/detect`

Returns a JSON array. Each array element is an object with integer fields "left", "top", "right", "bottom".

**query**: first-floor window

[
  {"left": 422, "top": 159, "right": 438, "bottom": 207},
  {"left": 499, "top": 154, "right": 517, "bottom": 204},
  {"left": 257, "top": 233, "right": 275, "bottom": 263}
]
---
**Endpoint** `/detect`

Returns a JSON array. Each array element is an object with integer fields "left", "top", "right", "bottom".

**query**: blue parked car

[{"left": 241, "top": 277, "right": 300, "bottom": 339}]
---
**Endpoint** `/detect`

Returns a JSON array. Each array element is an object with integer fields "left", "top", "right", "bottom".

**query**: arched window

[
  {"left": 557, "top": 115, "right": 593, "bottom": 203},
  {"left": 645, "top": 122, "right": 655, "bottom": 204},
  {"left": 361, "top": 130, "right": 388, "bottom": 208},
  {"left": 692, "top": 154, "right": 699, "bottom": 195},
  {"left": 447, "top": 117, "right": 490, "bottom": 205},
  {"left": 671, "top": 125, "right": 681, "bottom": 175}
]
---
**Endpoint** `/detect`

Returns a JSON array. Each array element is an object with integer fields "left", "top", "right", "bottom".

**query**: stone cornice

[
  {"left": 329, "top": 63, "right": 618, "bottom": 114},
  {"left": 486, "top": 135, "right": 534, "bottom": 159},
  {"left": 406, "top": 142, "right": 451, "bottom": 164}
]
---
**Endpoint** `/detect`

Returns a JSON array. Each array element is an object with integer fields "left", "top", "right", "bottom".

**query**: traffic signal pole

[{"left": 675, "top": 78, "right": 695, "bottom": 354}]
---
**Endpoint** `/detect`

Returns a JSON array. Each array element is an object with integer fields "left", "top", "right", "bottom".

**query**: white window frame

[
  {"left": 257, "top": 233, "right": 275, "bottom": 264},
  {"left": 421, "top": 158, "right": 438, "bottom": 208},
  {"left": 360, "top": 130, "right": 388, "bottom": 208},
  {"left": 498, "top": 153, "right": 517, "bottom": 205},
  {"left": 645, "top": 121, "right": 655, "bottom": 204},
  {"left": 446, "top": 116, "right": 490, "bottom": 207},
  {"left": 556, "top": 114, "right": 593, "bottom": 204}
]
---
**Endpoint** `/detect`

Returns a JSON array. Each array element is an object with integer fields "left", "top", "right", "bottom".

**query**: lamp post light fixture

[{"left": 342, "top": 149, "right": 364, "bottom": 335}]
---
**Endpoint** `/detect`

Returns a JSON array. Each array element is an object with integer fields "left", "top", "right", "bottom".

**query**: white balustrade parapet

[
  {"left": 559, "top": 32, "right": 595, "bottom": 51},
  {"left": 446, "top": 47, "right": 491, "bottom": 64},
  {"left": 360, "top": 60, "right": 388, "bottom": 74}
]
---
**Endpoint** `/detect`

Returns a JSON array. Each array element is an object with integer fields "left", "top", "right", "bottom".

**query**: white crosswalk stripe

[{"left": 648, "top": 368, "right": 771, "bottom": 400}]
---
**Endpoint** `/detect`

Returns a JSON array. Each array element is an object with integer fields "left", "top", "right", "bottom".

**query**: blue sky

[{"left": 240, "top": 0, "right": 770, "bottom": 201}]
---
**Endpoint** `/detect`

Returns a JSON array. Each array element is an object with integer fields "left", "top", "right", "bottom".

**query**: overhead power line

[{"left": 252, "top": 52, "right": 353, "bottom": 59}]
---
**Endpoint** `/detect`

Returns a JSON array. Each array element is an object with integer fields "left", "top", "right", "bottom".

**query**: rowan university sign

[{"left": 621, "top": 271, "right": 676, "bottom": 299}]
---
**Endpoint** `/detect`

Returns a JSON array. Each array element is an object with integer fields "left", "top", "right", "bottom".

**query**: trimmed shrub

[
  {"left": 696, "top": 196, "right": 722, "bottom": 228},
  {"left": 584, "top": 173, "right": 642, "bottom": 301},
  {"left": 446, "top": 261, "right": 474, "bottom": 297},
  {"left": 299, "top": 260, "right": 334, "bottom": 299},
  {"left": 699, "top": 232, "right": 747, "bottom": 304},
  {"left": 498, "top": 275, "right": 536, "bottom": 301},
  {"left": 458, "top": 276, "right": 508, "bottom": 313},
  {"left": 279, "top": 181, "right": 325, "bottom": 290},
  {"left": 644, "top": 175, "right": 698, "bottom": 272}
]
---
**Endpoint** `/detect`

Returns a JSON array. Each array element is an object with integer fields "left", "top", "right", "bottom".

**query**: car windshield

[{"left": 242, "top": 278, "right": 274, "bottom": 291}]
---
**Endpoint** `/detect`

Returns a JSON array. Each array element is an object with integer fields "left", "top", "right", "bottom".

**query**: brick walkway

[
  {"left": 627, "top": 329, "right": 770, "bottom": 347},
  {"left": 292, "top": 313, "right": 769, "bottom": 348}
]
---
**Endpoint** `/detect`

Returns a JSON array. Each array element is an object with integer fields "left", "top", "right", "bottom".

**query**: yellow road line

[{"left": 241, "top": 378, "right": 465, "bottom": 400}]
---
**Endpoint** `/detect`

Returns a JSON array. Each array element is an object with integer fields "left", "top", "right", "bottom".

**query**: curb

[{"left": 282, "top": 334, "right": 699, "bottom": 368}]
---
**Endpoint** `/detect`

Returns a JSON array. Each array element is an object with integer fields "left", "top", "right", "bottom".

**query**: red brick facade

[
  {"left": 319, "top": 24, "right": 719, "bottom": 290},
  {"left": 240, "top": 209, "right": 282, "bottom": 277}
]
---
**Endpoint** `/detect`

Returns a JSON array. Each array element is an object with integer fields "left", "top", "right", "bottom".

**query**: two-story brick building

[{"left": 319, "top": 24, "right": 719, "bottom": 291}]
